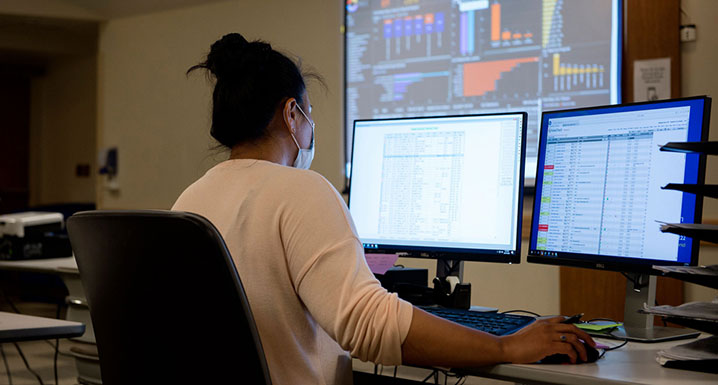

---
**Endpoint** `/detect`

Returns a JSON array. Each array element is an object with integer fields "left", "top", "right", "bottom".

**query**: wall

[
  {"left": 681, "top": 0, "right": 718, "bottom": 302},
  {"left": 94, "top": 0, "right": 718, "bottom": 310},
  {"left": 94, "top": 0, "right": 560, "bottom": 313},
  {"left": 96, "top": 0, "right": 344, "bottom": 209},
  {"left": 0, "top": 0, "right": 100, "bottom": 20},
  {"left": 682, "top": 0, "right": 718, "bottom": 222},
  {"left": 29, "top": 54, "right": 97, "bottom": 205}
]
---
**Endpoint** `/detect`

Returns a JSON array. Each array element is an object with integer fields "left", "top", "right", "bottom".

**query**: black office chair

[{"left": 67, "top": 210, "right": 272, "bottom": 385}]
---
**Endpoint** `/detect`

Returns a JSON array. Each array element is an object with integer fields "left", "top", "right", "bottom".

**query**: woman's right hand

[{"left": 499, "top": 316, "right": 596, "bottom": 364}]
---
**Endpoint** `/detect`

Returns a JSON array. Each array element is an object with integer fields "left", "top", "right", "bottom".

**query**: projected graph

[
  {"left": 384, "top": 13, "right": 446, "bottom": 59},
  {"left": 377, "top": 71, "right": 450, "bottom": 102},
  {"left": 345, "top": 0, "right": 620, "bottom": 182},
  {"left": 458, "top": 1, "right": 538, "bottom": 56},
  {"left": 542, "top": 0, "right": 564, "bottom": 48},
  {"left": 551, "top": 53, "right": 604, "bottom": 91},
  {"left": 463, "top": 57, "right": 538, "bottom": 97},
  {"left": 490, "top": 2, "right": 534, "bottom": 44},
  {"left": 459, "top": 10, "right": 476, "bottom": 55}
]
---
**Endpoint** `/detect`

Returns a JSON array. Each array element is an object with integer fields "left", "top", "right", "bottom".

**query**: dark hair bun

[
  {"left": 205, "top": 33, "right": 249, "bottom": 79},
  {"left": 188, "top": 32, "right": 308, "bottom": 148}
]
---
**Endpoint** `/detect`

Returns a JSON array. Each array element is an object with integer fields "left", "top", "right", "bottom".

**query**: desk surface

[
  {"left": 463, "top": 339, "right": 715, "bottom": 385},
  {"left": 0, "top": 311, "right": 85, "bottom": 343},
  {"left": 354, "top": 336, "right": 718, "bottom": 384},
  {"left": 0, "top": 256, "right": 78, "bottom": 274}
]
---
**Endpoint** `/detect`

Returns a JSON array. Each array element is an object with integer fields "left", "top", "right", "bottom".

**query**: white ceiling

[{"left": 60, "top": 0, "right": 226, "bottom": 19}]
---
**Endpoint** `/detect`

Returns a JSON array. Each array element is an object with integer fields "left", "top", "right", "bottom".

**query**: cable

[
  {"left": 12, "top": 342, "right": 44, "bottom": 385},
  {"left": 1, "top": 288, "right": 22, "bottom": 315},
  {"left": 53, "top": 339, "right": 59, "bottom": 385},
  {"left": 499, "top": 309, "right": 541, "bottom": 317},
  {"left": 421, "top": 370, "right": 438, "bottom": 383},
  {"left": 584, "top": 317, "right": 629, "bottom": 359},
  {"left": 54, "top": 303, "right": 61, "bottom": 385},
  {"left": 620, "top": 272, "right": 650, "bottom": 290},
  {"left": 1, "top": 344, "right": 13, "bottom": 385}
]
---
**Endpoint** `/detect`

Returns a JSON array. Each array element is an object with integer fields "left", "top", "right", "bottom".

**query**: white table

[
  {"left": 353, "top": 336, "right": 718, "bottom": 384},
  {"left": 0, "top": 256, "right": 101, "bottom": 384},
  {"left": 0, "top": 257, "right": 91, "bottom": 342},
  {"left": 0, "top": 311, "right": 84, "bottom": 343}
]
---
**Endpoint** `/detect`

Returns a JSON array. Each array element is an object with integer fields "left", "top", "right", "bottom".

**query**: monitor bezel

[
  {"left": 348, "top": 112, "right": 527, "bottom": 263},
  {"left": 527, "top": 96, "right": 711, "bottom": 274}
]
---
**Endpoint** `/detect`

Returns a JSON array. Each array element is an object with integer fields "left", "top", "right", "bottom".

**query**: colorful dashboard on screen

[{"left": 344, "top": 0, "right": 622, "bottom": 185}]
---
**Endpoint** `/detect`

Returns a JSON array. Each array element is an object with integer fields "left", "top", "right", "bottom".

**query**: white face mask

[{"left": 290, "top": 104, "right": 315, "bottom": 170}]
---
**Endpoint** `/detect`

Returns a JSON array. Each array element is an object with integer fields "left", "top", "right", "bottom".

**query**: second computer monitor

[
  {"left": 528, "top": 96, "right": 711, "bottom": 271},
  {"left": 349, "top": 113, "right": 527, "bottom": 263}
]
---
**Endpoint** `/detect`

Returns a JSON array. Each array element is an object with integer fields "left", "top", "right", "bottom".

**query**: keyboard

[{"left": 419, "top": 306, "right": 535, "bottom": 336}]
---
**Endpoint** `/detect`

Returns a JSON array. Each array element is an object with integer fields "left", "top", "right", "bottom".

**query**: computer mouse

[{"left": 539, "top": 341, "right": 601, "bottom": 364}]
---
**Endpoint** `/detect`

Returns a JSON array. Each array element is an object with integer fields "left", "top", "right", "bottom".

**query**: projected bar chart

[
  {"left": 552, "top": 53, "right": 604, "bottom": 91},
  {"left": 377, "top": 71, "right": 450, "bottom": 102},
  {"left": 384, "top": 12, "right": 445, "bottom": 59},
  {"left": 345, "top": 0, "right": 620, "bottom": 180},
  {"left": 463, "top": 57, "right": 538, "bottom": 97},
  {"left": 543, "top": 0, "right": 564, "bottom": 48},
  {"left": 459, "top": 10, "right": 476, "bottom": 55},
  {"left": 489, "top": 2, "right": 535, "bottom": 47}
]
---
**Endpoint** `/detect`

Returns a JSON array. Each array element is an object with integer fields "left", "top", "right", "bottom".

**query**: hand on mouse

[{"left": 499, "top": 316, "right": 596, "bottom": 364}]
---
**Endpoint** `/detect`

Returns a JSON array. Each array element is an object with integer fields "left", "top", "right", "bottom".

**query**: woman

[{"left": 173, "top": 33, "right": 594, "bottom": 385}]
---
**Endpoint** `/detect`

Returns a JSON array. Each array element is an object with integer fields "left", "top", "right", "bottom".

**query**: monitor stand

[
  {"left": 590, "top": 274, "right": 699, "bottom": 343},
  {"left": 436, "top": 259, "right": 464, "bottom": 282},
  {"left": 434, "top": 259, "right": 473, "bottom": 309}
]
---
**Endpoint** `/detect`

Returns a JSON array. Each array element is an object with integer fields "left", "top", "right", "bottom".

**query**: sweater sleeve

[{"left": 278, "top": 171, "right": 414, "bottom": 365}]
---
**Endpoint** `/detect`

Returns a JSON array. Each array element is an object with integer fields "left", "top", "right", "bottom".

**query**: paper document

[
  {"left": 657, "top": 336, "right": 718, "bottom": 362},
  {"left": 654, "top": 264, "right": 718, "bottom": 276},
  {"left": 576, "top": 322, "right": 622, "bottom": 332},
  {"left": 641, "top": 301, "right": 718, "bottom": 321},
  {"left": 365, "top": 253, "right": 399, "bottom": 275}
]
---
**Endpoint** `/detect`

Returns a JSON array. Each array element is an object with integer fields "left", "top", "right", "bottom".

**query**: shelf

[
  {"left": 660, "top": 141, "right": 718, "bottom": 155},
  {"left": 662, "top": 184, "right": 718, "bottom": 199},
  {"left": 659, "top": 223, "right": 718, "bottom": 244},
  {"left": 654, "top": 265, "right": 718, "bottom": 290}
]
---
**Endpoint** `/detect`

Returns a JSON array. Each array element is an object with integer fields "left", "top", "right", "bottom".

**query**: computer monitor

[
  {"left": 528, "top": 96, "right": 711, "bottom": 341},
  {"left": 348, "top": 112, "right": 526, "bottom": 265}
]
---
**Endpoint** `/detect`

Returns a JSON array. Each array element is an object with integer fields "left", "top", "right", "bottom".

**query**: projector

[{"left": 0, "top": 212, "right": 72, "bottom": 260}]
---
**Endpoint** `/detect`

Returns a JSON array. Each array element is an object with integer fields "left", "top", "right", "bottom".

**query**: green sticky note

[{"left": 575, "top": 323, "right": 622, "bottom": 331}]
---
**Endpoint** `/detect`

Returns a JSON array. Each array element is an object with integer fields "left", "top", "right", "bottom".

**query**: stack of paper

[
  {"left": 654, "top": 265, "right": 718, "bottom": 290},
  {"left": 656, "top": 336, "right": 718, "bottom": 373},
  {"left": 640, "top": 301, "right": 718, "bottom": 335}
]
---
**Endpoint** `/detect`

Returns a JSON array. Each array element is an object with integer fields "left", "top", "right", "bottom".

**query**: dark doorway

[{"left": 0, "top": 72, "right": 31, "bottom": 214}]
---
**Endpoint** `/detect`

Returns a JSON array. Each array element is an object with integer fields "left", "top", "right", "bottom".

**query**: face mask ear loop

[{"left": 290, "top": 132, "right": 302, "bottom": 150}]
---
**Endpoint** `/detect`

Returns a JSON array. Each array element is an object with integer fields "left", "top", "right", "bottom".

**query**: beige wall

[
  {"left": 681, "top": 0, "right": 718, "bottom": 303},
  {"left": 682, "top": 0, "right": 718, "bottom": 223},
  {"left": 93, "top": 0, "right": 717, "bottom": 310},
  {"left": 96, "top": 0, "right": 343, "bottom": 209},
  {"left": 0, "top": 0, "right": 101, "bottom": 20},
  {"left": 93, "top": 0, "right": 560, "bottom": 313},
  {"left": 29, "top": 54, "right": 98, "bottom": 205}
]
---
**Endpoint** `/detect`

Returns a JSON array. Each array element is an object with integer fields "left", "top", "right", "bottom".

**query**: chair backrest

[{"left": 67, "top": 210, "right": 272, "bottom": 385}]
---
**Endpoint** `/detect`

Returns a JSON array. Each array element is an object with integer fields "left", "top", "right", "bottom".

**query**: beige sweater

[{"left": 172, "top": 159, "right": 413, "bottom": 385}]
